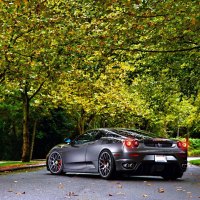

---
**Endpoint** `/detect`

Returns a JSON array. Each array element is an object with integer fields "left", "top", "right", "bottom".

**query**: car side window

[
  {"left": 73, "top": 130, "right": 106, "bottom": 144},
  {"left": 94, "top": 131, "right": 105, "bottom": 140},
  {"left": 74, "top": 133, "right": 93, "bottom": 144},
  {"left": 73, "top": 131, "right": 99, "bottom": 144}
]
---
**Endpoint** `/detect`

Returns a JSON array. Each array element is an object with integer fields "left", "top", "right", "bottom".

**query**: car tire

[
  {"left": 98, "top": 149, "right": 116, "bottom": 179},
  {"left": 162, "top": 168, "right": 183, "bottom": 180},
  {"left": 162, "top": 174, "right": 182, "bottom": 180},
  {"left": 48, "top": 151, "right": 63, "bottom": 175}
]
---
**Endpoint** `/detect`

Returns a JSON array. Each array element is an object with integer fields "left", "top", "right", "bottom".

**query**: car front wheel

[{"left": 48, "top": 151, "right": 63, "bottom": 175}]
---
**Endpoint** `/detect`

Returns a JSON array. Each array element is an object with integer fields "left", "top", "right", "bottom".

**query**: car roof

[{"left": 90, "top": 128, "right": 154, "bottom": 139}]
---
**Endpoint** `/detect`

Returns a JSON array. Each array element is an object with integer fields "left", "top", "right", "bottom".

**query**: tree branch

[
  {"left": 29, "top": 81, "right": 46, "bottom": 101},
  {"left": 11, "top": 27, "right": 35, "bottom": 46},
  {"left": 0, "top": 70, "right": 6, "bottom": 83},
  {"left": 114, "top": 45, "right": 200, "bottom": 53}
]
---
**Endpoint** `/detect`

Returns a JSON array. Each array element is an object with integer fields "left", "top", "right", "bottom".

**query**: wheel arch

[{"left": 98, "top": 148, "right": 115, "bottom": 161}]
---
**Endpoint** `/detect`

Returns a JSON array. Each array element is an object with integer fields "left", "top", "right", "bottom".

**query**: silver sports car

[{"left": 46, "top": 128, "right": 188, "bottom": 180}]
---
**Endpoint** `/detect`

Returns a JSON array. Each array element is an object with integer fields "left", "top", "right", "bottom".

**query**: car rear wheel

[
  {"left": 98, "top": 150, "right": 115, "bottom": 179},
  {"left": 162, "top": 166, "right": 183, "bottom": 180},
  {"left": 48, "top": 151, "right": 63, "bottom": 175}
]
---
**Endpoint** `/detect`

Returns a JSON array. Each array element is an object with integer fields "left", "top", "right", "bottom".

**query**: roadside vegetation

[
  {"left": 0, "top": 161, "right": 34, "bottom": 167},
  {"left": 0, "top": 160, "right": 45, "bottom": 173},
  {"left": 189, "top": 159, "right": 200, "bottom": 166},
  {"left": 0, "top": 161, "right": 45, "bottom": 168},
  {"left": 188, "top": 138, "right": 200, "bottom": 157}
]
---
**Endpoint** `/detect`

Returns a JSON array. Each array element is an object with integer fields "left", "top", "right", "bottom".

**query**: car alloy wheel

[
  {"left": 98, "top": 150, "right": 115, "bottom": 179},
  {"left": 48, "top": 151, "right": 63, "bottom": 174}
]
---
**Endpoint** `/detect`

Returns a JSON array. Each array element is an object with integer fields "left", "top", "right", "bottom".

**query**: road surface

[{"left": 0, "top": 164, "right": 199, "bottom": 200}]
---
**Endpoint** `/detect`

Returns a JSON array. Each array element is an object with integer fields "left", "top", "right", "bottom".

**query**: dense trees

[{"left": 0, "top": 0, "right": 199, "bottom": 161}]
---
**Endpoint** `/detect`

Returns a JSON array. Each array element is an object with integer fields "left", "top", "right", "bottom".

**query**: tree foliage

[{"left": 0, "top": 0, "right": 199, "bottom": 160}]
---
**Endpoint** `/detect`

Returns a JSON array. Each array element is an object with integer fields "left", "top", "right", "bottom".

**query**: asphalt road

[{"left": 0, "top": 164, "right": 199, "bottom": 200}]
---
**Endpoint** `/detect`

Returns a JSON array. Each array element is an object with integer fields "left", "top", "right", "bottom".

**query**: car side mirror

[{"left": 64, "top": 138, "right": 71, "bottom": 144}]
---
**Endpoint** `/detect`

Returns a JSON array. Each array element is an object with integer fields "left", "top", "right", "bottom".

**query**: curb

[{"left": 0, "top": 163, "right": 46, "bottom": 172}]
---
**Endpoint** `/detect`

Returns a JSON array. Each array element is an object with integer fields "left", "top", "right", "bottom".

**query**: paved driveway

[{"left": 0, "top": 163, "right": 199, "bottom": 200}]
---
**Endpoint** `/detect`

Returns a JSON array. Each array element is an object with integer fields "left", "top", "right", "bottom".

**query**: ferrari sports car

[{"left": 46, "top": 128, "right": 188, "bottom": 180}]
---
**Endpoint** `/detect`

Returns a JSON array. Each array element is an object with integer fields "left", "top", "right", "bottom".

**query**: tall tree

[
  {"left": 0, "top": 0, "right": 199, "bottom": 161},
  {"left": 0, "top": 1, "right": 71, "bottom": 161},
  {"left": 58, "top": 62, "right": 148, "bottom": 134}
]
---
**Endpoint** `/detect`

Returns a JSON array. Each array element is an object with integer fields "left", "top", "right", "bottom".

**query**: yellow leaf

[
  {"left": 191, "top": 18, "right": 196, "bottom": 25},
  {"left": 158, "top": 188, "right": 165, "bottom": 193}
]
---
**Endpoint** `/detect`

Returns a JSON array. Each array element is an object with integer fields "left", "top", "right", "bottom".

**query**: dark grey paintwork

[{"left": 46, "top": 128, "right": 187, "bottom": 179}]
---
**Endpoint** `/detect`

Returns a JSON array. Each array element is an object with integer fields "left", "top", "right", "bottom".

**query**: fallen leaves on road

[
  {"left": 158, "top": 188, "right": 165, "bottom": 193},
  {"left": 8, "top": 189, "right": 25, "bottom": 195},
  {"left": 176, "top": 186, "right": 186, "bottom": 192},
  {"left": 107, "top": 182, "right": 125, "bottom": 197},
  {"left": 187, "top": 192, "right": 192, "bottom": 198},
  {"left": 108, "top": 192, "right": 125, "bottom": 197},
  {"left": 58, "top": 182, "right": 64, "bottom": 189},
  {"left": 116, "top": 182, "right": 123, "bottom": 189},
  {"left": 16, "top": 191, "right": 25, "bottom": 195},
  {"left": 116, "top": 191, "right": 125, "bottom": 195},
  {"left": 176, "top": 186, "right": 183, "bottom": 191},
  {"left": 144, "top": 181, "right": 153, "bottom": 186},
  {"left": 65, "top": 192, "right": 79, "bottom": 198}
]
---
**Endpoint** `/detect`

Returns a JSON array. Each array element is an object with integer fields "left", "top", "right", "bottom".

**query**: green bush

[
  {"left": 189, "top": 138, "right": 200, "bottom": 149},
  {"left": 188, "top": 138, "right": 200, "bottom": 156},
  {"left": 188, "top": 149, "right": 200, "bottom": 157}
]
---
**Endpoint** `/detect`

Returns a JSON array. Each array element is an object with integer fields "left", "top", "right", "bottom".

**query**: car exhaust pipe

[
  {"left": 182, "top": 164, "right": 187, "bottom": 168},
  {"left": 122, "top": 162, "right": 136, "bottom": 169}
]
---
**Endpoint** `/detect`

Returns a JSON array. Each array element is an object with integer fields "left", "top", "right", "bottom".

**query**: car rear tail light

[
  {"left": 177, "top": 140, "right": 188, "bottom": 150},
  {"left": 123, "top": 139, "right": 139, "bottom": 148}
]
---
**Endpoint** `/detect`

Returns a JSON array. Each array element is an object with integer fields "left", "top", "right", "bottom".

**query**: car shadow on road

[{"left": 45, "top": 172, "right": 184, "bottom": 182}]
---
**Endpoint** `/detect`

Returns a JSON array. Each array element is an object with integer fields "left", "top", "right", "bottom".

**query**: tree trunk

[
  {"left": 77, "top": 117, "right": 85, "bottom": 135},
  {"left": 21, "top": 94, "right": 30, "bottom": 162},
  {"left": 30, "top": 120, "right": 37, "bottom": 161}
]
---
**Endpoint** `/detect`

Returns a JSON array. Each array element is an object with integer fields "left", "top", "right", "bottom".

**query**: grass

[
  {"left": 189, "top": 159, "right": 200, "bottom": 166},
  {"left": 0, "top": 160, "right": 45, "bottom": 168},
  {"left": 0, "top": 160, "right": 45, "bottom": 172}
]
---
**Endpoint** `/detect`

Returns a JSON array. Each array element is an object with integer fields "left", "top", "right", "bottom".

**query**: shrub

[{"left": 188, "top": 138, "right": 200, "bottom": 156}]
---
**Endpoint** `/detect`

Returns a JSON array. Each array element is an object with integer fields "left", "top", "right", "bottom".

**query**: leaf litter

[
  {"left": 8, "top": 189, "right": 25, "bottom": 195},
  {"left": 158, "top": 188, "right": 165, "bottom": 193},
  {"left": 65, "top": 192, "right": 79, "bottom": 198}
]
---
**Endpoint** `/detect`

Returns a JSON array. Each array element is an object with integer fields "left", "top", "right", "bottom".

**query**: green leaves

[{"left": 0, "top": 0, "right": 199, "bottom": 150}]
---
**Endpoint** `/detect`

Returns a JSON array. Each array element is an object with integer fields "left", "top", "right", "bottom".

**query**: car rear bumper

[{"left": 114, "top": 154, "right": 187, "bottom": 175}]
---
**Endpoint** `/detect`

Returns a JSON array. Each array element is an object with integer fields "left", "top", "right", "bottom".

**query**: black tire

[
  {"left": 48, "top": 151, "right": 63, "bottom": 175},
  {"left": 162, "top": 174, "right": 179, "bottom": 180},
  {"left": 98, "top": 150, "right": 116, "bottom": 179},
  {"left": 162, "top": 167, "right": 183, "bottom": 180}
]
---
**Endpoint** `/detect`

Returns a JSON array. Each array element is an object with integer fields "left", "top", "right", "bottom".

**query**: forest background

[{"left": 0, "top": 0, "right": 199, "bottom": 162}]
